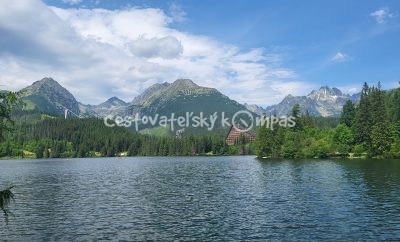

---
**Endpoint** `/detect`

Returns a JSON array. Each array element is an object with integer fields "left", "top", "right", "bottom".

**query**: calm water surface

[{"left": 1, "top": 156, "right": 400, "bottom": 240}]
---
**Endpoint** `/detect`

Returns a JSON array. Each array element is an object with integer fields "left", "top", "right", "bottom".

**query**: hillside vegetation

[{"left": 256, "top": 83, "right": 400, "bottom": 159}]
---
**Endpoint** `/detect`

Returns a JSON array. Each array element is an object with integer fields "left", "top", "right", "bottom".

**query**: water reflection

[{"left": 1, "top": 157, "right": 400, "bottom": 240}]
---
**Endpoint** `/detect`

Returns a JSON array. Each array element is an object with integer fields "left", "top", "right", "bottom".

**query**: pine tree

[
  {"left": 282, "top": 131, "right": 301, "bottom": 158},
  {"left": 369, "top": 82, "right": 386, "bottom": 126},
  {"left": 340, "top": 100, "right": 356, "bottom": 127},
  {"left": 368, "top": 82, "right": 390, "bottom": 155},
  {"left": 385, "top": 87, "right": 400, "bottom": 122},
  {"left": 371, "top": 121, "right": 392, "bottom": 156},
  {"left": 255, "top": 124, "right": 271, "bottom": 157},
  {"left": 300, "top": 110, "right": 314, "bottom": 129},
  {"left": 354, "top": 82, "right": 372, "bottom": 148},
  {"left": 271, "top": 126, "right": 285, "bottom": 158},
  {"left": 0, "top": 92, "right": 17, "bottom": 141},
  {"left": 291, "top": 104, "right": 302, "bottom": 131}
]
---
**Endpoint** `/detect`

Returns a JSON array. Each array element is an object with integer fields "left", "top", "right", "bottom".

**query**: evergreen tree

[
  {"left": 281, "top": 131, "right": 301, "bottom": 158},
  {"left": 0, "top": 92, "right": 17, "bottom": 141},
  {"left": 340, "top": 100, "right": 356, "bottom": 127},
  {"left": 370, "top": 121, "right": 392, "bottom": 156},
  {"left": 256, "top": 124, "right": 276, "bottom": 158},
  {"left": 385, "top": 86, "right": 400, "bottom": 122},
  {"left": 369, "top": 82, "right": 386, "bottom": 126},
  {"left": 353, "top": 82, "right": 372, "bottom": 148},
  {"left": 300, "top": 110, "right": 314, "bottom": 129},
  {"left": 291, "top": 104, "right": 302, "bottom": 131}
]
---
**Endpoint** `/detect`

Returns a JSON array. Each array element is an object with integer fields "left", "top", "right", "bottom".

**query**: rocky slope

[
  {"left": 19, "top": 77, "right": 80, "bottom": 116},
  {"left": 16, "top": 78, "right": 360, "bottom": 122},
  {"left": 80, "top": 97, "right": 128, "bottom": 117},
  {"left": 247, "top": 86, "right": 360, "bottom": 117}
]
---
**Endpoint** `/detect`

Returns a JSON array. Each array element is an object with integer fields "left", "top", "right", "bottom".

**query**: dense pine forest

[
  {"left": 256, "top": 83, "right": 400, "bottom": 159},
  {"left": 0, "top": 115, "right": 253, "bottom": 158},
  {"left": 1, "top": 82, "right": 400, "bottom": 159}
]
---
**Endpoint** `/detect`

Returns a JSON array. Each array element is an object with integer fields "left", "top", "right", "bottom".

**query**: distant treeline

[
  {"left": 256, "top": 83, "right": 400, "bottom": 159},
  {"left": 2, "top": 82, "right": 399, "bottom": 159},
  {"left": 0, "top": 117, "right": 254, "bottom": 158}
]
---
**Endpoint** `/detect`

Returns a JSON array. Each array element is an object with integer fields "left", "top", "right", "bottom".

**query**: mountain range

[
  {"left": 245, "top": 86, "right": 360, "bottom": 117},
  {"left": 16, "top": 78, "right": 251, "bottom": 136},
  {"left": 15, "top": 77, "right": 359, "bottom": 123}
]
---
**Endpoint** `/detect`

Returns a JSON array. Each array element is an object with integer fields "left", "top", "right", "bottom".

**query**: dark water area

[{"left": 1, "top": 156, "right": 400, "bottom": 240}]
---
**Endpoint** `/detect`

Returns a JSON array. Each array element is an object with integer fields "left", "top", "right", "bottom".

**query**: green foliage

[
  {"left": 291, "top": 103, "right": 301, "bottom": 118},
  {"left": 370, "top": 122, "right": 392, "bottom": 157},
  {"left": 352, "top": 144, "right": 365, "bottom": 155},
  {"left": 385, "top": 87, "right": 400, "bottom": 122},
  {"left": 353, "top": 82, "right": 372, "bottom": 147},
  {"left": 333, "top": 124, "right": 354, "bottom": 153},
  {"left": 350, "top": 82, "right": 396, "bottom": 157},
  {"left": 302, "top": 137, "right": 332, "bottom": 158},
  {"left": 255, "top": 124, "right": 272, "bottom": 158},
  {"left": 340, "top": 100, "right": 356, "bottom": 127},
  {"left": 256, "top": 83, "right": 400, "bottom": 159},
  {"left": 311, "top": 116, "right": 340, "bottom": 129},
  {"left": 0, "top": 116, "right": 251, "bottom": 158},
  {"left": 300, "top": 110, "right": 314, "bottom": 129},
  {"left": 281, "top": 130, "right": 302, "bottom": 158},
  {"left": 256, "top": 122, "right": 285, "bottom": 158},
  {"left": 389, "top": 135, "right": 400, "bottom": 158},
  {"left": 291, "top": 104, "right": 302, "bottom": 131},
  {"left": 0, "top": 91, "right": 18, "bottom": 141}
]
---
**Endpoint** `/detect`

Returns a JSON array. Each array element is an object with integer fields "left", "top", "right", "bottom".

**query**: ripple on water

[{"left": 1, "top": 157, "right": 400, "bottom": 240}]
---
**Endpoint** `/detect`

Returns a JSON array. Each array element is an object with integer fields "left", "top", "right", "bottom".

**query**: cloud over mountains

[{"left": 0, "top": 0, "right": 310, "bottom": 105}]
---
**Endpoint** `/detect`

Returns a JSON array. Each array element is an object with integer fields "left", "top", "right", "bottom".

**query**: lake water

[{"left": 1, "top": 156, "right": 400, "bottom": 240}]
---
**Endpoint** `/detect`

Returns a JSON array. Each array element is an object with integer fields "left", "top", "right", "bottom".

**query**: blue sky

[{"left": 1, "top": 0, "right": 399, "bottom": 105}]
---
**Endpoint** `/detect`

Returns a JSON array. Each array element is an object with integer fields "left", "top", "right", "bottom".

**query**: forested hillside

[
  {"left": 256, "top": 83, "right": 400, "bottom": 159},
  {"left": 0, "top": 117, "right": 253, "bottom": 158},
  {"left": 2, "top": 82, "right": 400, "bottom": 160}
]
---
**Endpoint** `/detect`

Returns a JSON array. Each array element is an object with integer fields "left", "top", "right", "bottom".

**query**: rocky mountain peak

[
  {"left": 308, "top": 86, "right": 346, "bottom": 101},
  {"left": 172, "top": 79, "right": 197, "bottom": 87},
  {"left": 80, "top": 95, "right": 128, "bottom": 117},
  {"left": 162, "top": 79, "right": 216, "bottom": 98},
  {"left": 249, "top": 86, "right": 360, "bottom": 117},
  {"left": 36, "top": 77, "right": 57, "bottom": 83},
  {"left": 132, "top": 82, "right": 171, "bottom": 106},
  {"left": 20, "top": 77, "right": 80, "bottom": 116},
  {"left": 30, "top": 77, "right": 62, "bottom": 90},
  {"left": 105, "top": 96, "right": 126, "bottom": 105},
  {"left": 285, "top": 94, "right": 294, "bottom": 99}
]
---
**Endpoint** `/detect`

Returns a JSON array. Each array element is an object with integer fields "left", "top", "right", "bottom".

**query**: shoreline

[{"left": 2, "top": 155, "right": 400, "bottom": 160}]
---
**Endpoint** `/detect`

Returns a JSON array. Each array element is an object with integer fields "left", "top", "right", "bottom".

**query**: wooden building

[{"left": 225, "top": 125, "right": 256, "bottom": 145}]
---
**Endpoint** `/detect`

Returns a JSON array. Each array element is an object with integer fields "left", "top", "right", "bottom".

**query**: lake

[{"left": 1, "top": 156, "right": 400, "bottom": 240}]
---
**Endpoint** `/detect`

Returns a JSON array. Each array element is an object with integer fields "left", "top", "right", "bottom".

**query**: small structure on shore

[{"left": 225, "top": 124, "right": 256, "bottom": 145}]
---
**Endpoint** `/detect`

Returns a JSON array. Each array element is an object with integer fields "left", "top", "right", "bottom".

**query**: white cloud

[
  {"left": 331, "top": 52, "right": 351, "bottom": 63},
  {"left": 370, "top": 7, "right": 395, "bottom": 24},
  {"left": 0, "top": 0, "right": 310, "bottom": 106},
  {"left": 129, "top": 36, "right": 183, "bottom": 59}
]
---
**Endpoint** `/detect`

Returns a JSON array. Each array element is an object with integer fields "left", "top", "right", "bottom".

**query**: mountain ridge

[
  {"left": 246, "top": 86, "right": 360, "bottom": 117},
  {"left": 16, "top": 77, "right": 359, "bottom": 120},
  {"left": 19, "top": 77, "right": 80, "bottom": 116},
  {"left": 17, "top": 77, "right": 250, "bottom": 136}
]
